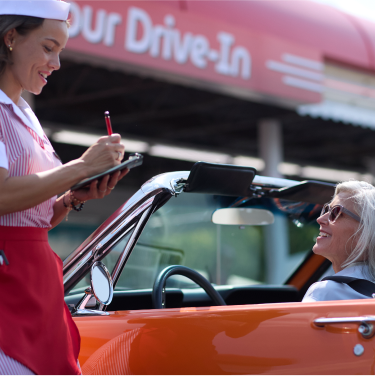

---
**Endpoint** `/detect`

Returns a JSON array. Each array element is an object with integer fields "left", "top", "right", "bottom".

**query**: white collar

[
  {"left": 336, "top": 262, "right": 375, "bottom": 281},
  {"left": 342, "top": 262, "right": 366, "bottom": 270},
  {"left": 0, "top": 89, "right": 44, "bottom": 138}
]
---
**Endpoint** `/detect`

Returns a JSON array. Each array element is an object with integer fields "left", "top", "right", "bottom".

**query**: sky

[{"left": 311, "top": 0, "right": 375, "bottom": 23}]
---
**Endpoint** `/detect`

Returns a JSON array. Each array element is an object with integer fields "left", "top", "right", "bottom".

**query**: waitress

[{"left": 0, "top": 1, "right": 127, "bottom": 374}]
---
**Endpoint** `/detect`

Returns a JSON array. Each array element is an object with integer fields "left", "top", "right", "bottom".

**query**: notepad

[{"left": 71, "top": 153, "right": 143, "bottom": 191}]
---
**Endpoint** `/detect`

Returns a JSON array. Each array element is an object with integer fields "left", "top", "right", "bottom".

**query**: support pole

[
  {"left": 258, "top": 118, "right": 289, "bottom": 284},
  {"left": 216, "top": 224, "right": 221, "bottom": 285},
  {"left": 258, "top": 118, "right": 283, "bottom": 178},
  {"left": 365, "top": 157, "right": 375, "bottom": 185}
]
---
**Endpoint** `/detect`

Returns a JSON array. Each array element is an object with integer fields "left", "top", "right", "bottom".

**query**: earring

[{"left": 8, "top": 45, "right": 12, "bottom": 52}]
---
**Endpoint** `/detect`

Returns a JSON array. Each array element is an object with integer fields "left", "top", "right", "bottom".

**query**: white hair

[{"left": 335, "top": 180, "right": 375, "bottom": 278}]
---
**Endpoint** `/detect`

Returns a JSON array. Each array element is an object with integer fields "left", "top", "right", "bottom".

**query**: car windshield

[{"left": 104, "top": 192, "right": 321, "bottom": 291}]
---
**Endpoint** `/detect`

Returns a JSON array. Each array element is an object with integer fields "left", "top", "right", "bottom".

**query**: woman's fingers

[
  {"left": 96, "top": 170, "right": 126, "bottom": 197},
  {"left": 114, "top": 150, "right": 123, "bottom": 162},
  {"left": 72, "top": 167, "right": 128, "bottom": 203},
  {"left": 105, "top": 171, "right": 121, "bottom": 192},
  {"left": 82, "top": 179, "right": 101, "bottom": 199},
  {"left": 99, "top": 135, "right": 125, "bottom": 160},
  {"left": 98, "top": 134, "right": 121, "bottom": 144},
  {"left": 97, "top": 174, "right": 110, "bottom": 197},
  {"left": 80, "top": 134, "right": 125, "bottom": 175},
  {"left": 70, "top": 180, "right": 97, "bottom": 202},
  {"left": 118, "top": 168, "right": 129, "bottom": 181},
  {"left": 93, "top": 172, "right": 121, "bottom": 197}
]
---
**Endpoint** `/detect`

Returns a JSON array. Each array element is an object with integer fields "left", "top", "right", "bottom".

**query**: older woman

[
  {"left": 303, "top": 180, "right": 375, "bottom": 302},
  {"left": 0, "top": 1, "right": 127, "bottom": 374}
]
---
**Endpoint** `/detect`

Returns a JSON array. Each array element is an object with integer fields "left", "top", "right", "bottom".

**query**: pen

[{"left": 104, "top": 111, "right": 113, "bottom": 135}]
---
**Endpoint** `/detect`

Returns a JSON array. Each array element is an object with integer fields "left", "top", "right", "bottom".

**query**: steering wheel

[{"left": 152, "top": 265, "right": 226, "bottom": 309}]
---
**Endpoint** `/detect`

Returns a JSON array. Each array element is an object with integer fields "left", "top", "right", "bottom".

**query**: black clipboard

[{"left": 71, "top": 153, "right": 143, "bottom": 191}]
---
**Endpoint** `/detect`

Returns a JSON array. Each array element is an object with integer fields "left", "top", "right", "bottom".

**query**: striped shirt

[
  {"left": 0, "top": 348, "right": 81, "bottom": 375},
  {"left": 0, "top": 349, "right": 35, "bottom": 375},
  {"left": 0, "top": 90, "right": 62, "bottom": 228}
]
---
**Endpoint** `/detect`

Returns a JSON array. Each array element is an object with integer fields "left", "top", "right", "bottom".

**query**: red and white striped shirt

[
  {"left": 0, "top": 349, "right": 35, "bottom": 375},
  {"left": 0, "top": 90, "right": 61, "bottom": 228}
]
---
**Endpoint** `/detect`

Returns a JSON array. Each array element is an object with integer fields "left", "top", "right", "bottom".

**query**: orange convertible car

[{"left": 64, "top": 162, "right": 375, "bottom": 374}]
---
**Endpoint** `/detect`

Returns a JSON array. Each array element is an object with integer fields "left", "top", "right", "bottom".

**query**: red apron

[{"left": 0, "top": 227, "right": 81, "bottom": 375}]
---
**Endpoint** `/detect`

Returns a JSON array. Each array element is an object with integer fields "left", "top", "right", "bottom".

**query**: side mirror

[
  {"left": 212, "top": 208, "right": 274, "bottom": 226},
  {"left": 73, "top": 261, "right": 113, "bottom": 316},
  {"left": 91, "top": 261, "right": 113, "bottom": 305}
]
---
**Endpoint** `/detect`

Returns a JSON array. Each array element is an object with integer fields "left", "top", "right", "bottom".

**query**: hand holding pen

[{"left": 72, "top": 111, "right": 127, "bottom": 200}]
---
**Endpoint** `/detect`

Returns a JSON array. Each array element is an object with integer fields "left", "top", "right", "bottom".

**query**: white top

[
  {"left": 0, "top": 0, "right": 70, "bottom": 21},
  {"left": 0, "top": 89, "right": 61, "bottom": 227},
  {"left": 302, "top": 263, "right": 375, "bottom": 302},
  {"left": 0, "top": 90, "right": 46, "bottom": 170}
]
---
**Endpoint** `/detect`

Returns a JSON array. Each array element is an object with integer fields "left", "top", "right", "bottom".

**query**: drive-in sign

[
  {"left": 66, "top": 1, "right": 322, "bottom": 105},
  {"left": 124, "top": 8, "right": 251, "bottom": 80}
]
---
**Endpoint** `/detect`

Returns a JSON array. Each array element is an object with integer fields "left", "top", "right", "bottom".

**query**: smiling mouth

[
  {"left": 39, "top": 72, "right": 48, "bottom": 81},
  {"left": 319, "top": 231, "right": 331, "bottom": 238}
]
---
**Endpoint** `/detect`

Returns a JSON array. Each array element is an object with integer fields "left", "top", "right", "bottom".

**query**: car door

[{"left": 76, "top": 298, "right": 375, "bottom": 374}]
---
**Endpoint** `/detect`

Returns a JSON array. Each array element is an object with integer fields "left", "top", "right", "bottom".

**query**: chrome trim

[
  {"left": 358, "top": 323, "right": 374, "bottom": 339},
  {"left": 354, "top": 344, "right": 364, "bottom": 356},
  {"left": 141, "top": 171, "right": 189, "bottom": 195},
  {"left": 73, "top": 309, "right": 109, "bottom": 316},
  {"left": 111, "top": 206, "right": 153, "bottom": 287},
  {"left": 314, "top": 316, "right": 375, "bottom": 326},
  {"left": 93, "top": 243, "right": 103, "bottom": 259},
  {"left": 63, "top": 189, "right": 154, "bottom": 273},
  {"left": 63, "top": 251, "right": 93, "bottom": 286},
  {"left": 75, "top": 287, "right": 92, "bottom": 311},
  {"left": 63, "top": 197, "right": 155, "bottom": 289},
  {"left": 314, "top": 316, "right": 375, "bottom": 339},
  {"left": 170, "top": 178, "right": 187, "bottom": 196},
  {"left": 77, "top": 289, "right": 92, "bottom": 310}
]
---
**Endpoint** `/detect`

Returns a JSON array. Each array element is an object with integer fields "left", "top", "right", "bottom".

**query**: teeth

[
  {"left": 319, "top": 232, "right": 330, "bottom": 237},
  {"left": 40, "top": 73, "right": 47, "bottom": 79}
]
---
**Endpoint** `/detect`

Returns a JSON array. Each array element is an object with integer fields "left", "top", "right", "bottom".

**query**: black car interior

[
  {"left": 64, "top": 163, "right": 336, "bottom": 313},
  {"left": 65, "top": 284, "right": 300, "bottom": 311}
]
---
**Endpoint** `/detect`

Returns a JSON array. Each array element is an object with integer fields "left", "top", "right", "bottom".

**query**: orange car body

[
  {"left": 75, "top": 255, "right": 375, "bottom": 374},
  {"left": 76, "top": 299, "right": 375, "bottom": 374}
]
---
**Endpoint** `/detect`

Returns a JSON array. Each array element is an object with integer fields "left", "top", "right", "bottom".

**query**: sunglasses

[{"left": 320, "top": 203, "right": 361, "bottom": 223}]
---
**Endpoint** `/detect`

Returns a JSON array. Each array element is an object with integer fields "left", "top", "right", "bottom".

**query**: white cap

[{"left": 0, "top": 0, "right": 70, "bottom": 21}]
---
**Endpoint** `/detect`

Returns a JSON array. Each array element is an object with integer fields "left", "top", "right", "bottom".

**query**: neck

[
  {"left": 0, "top": 69, "right": 23, "bottom": 104},
  {"left": 331, "top": 256, "right": 348, "bottom": 273},
  {"left": 332, "top": 261, "right": 342, "bottom": 274}
]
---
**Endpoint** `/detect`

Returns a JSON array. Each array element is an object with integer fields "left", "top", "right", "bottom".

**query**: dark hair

[{"left": 0, "top": 15, "right": 44, "bottom": 76}]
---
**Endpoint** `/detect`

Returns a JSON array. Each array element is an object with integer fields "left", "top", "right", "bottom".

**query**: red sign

[{"left": 66, "top": 1, "right": 323, "bottom": 105}]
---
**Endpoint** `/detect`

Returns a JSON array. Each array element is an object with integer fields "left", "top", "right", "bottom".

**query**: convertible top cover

[
  {"left": 269, "top": 181, "right": 335, "bottom": 205},
  {"left": 184, "top": 162, "right": 257, "bottom": 196}
]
